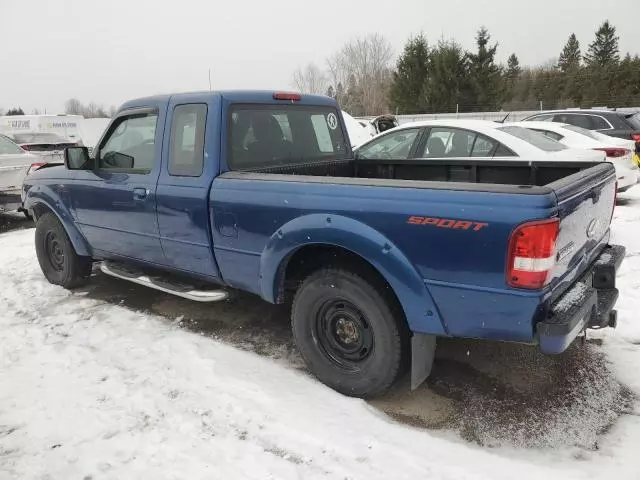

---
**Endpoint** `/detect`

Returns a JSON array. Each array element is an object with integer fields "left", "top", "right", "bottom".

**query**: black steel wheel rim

[
  {"left": 313, "top": 299, "right": 374, "bottom": 370},
  {"left": 45, "top": 231, "right": 65, "bottom": 271}
]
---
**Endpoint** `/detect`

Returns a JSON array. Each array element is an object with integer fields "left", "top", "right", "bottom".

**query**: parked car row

[
  {"left": 521, "top": 108, "right": 640, "bottom": 166},
  {"left": 353, "top": 118, "right": 638, "bottom": 193}
]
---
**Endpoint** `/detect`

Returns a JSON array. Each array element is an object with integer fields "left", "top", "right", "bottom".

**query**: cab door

[{"left": 71, "top": 106, "right": 166, "bottom": 265}]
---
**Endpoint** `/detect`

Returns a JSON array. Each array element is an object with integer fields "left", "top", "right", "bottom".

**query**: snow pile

[{"left": 1, "top": 190, "right": 640, "bottom": 479}]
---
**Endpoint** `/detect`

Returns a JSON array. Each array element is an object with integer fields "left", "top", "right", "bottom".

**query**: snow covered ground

[{"left": 1, "top": 193, "right": 640, "bottom": 479}]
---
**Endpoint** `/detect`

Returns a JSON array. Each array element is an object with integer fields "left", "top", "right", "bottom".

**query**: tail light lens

[
  {"left": 506, "top": 218, "right": 560, "bottom": 290},
  {"left": 593, "top": 147, "right": 629, "bottom": 158},
  {"left": 27, "top": 162, "right": 46, "bottom": 175}
]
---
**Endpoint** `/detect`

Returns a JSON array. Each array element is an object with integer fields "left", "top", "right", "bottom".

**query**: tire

[
  {"left": 292, "top": 267, "right": 408, "bottom": 398},
  {"left": 35, "top": 213, "right": 92, "bottom": 289}
]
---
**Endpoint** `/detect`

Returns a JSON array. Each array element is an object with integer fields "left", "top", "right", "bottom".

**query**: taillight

[
  {"left": 506, "top": 218, "right": 560, "bottom": 290},
  {"left": 593, "top": 147, "right": 628, "bottom": 158},
  {"left": 273, "top": 92, "right": 301, "bottom": 101},
  {"left": 27, "top": 162, "right": 46, "bottom": 175}
]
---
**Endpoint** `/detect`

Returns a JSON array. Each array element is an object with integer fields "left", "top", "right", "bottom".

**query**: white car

[
  {"left": 508, "top": 121, "right": 638, "bottom": 192},
  {"left": 7, "top": 132, "right": 79, "bottom": 163},
  {"left": 341, "top": 111, "right": 373, "bottom": 149},
  {"left": 354, "top": 119, "right": 606, "bottom": 167},
  {"left": 0, "top": 134, "right": 40, "bottom": 214}
]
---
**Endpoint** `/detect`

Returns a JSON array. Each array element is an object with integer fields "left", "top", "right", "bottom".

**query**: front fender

[
  {"left": 24, "top": 185, "right": 91, "bottom": 257},
  {"left": 259, "top": 214, "right": 447, "bottom": 336}
]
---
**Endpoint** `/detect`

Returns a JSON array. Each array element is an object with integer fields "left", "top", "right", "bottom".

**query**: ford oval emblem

[{"left": 587, "top": 218, "right": 599, "bottom": 238}]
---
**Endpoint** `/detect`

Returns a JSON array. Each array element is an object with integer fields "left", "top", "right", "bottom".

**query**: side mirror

[{"left": 64, "top": 146, "right": 92, "bottom": 170}]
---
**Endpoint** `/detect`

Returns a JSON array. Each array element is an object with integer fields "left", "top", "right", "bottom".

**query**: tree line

[
  {"left": 292, "top": 20, "right": 640, "bottom": 116},
  {"left": 1, "top": 100, "right": 116, "bottom": 118}
]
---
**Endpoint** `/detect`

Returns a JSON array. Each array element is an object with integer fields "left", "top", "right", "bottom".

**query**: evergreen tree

[
  {"left": 557, "top": 33, "right": 581, "bottom": 72},
  {"left": 506, "top": 54, "right": 521, "bottom": 79},
  {"left": 584, "top": 20, "right": 620, "bottom": 68},
  {"left": 6, "top": 108, "right": 25, "bottom": 116},
  {"left": 424, "top": 40, "right": 472, "bottom": 112},
  {"left": 612, "top": 54, "right": 640, "bottom": 106},
  {"left": 326, "top": 85, "right": 335, "bottom": 99},
  {"left": 503, "top": 53, "right": 521, "bottom": 104},
  {"left": 467, "top": 27, "right": 504, "bottom": 111},
  {"left": 388, "top": 34, "right": 430, "bottom": 114}
]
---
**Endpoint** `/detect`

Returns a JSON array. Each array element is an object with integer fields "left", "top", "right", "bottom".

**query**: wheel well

[
  {"left": 32, "top": 202, "right": 54, "bottom": 221},
  {"left": 279, "top": 245, "right": 405, "bottom": 319}
]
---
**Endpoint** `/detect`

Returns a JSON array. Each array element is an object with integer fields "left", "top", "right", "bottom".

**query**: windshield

[
  {"left": 625, "top": 113, "right": 640, "bottom": 130},
  {"left": 498, "top": 126, "right": 567, "bottom": 152},
  {"left": 561, "top": 124, "right": 601, "bottom": 140},
  {"left": 228, "top": 105, "right": 348, "bottom": 169},
  {"left": 11, "top": 132, "right": 69, "bottom": 144},
  {"left": 0, "top": 135, "right": 26, "bottom": 155}
]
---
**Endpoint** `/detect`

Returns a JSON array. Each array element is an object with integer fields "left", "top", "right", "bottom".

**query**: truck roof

[{"left": 120, "top": 90, "right": 337, "bottom": 111}]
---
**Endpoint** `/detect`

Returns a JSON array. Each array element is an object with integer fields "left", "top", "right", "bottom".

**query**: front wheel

[
  {"left": 35, "top": 213, "right": 92, "bottom": 289},
  {"left": 292, "top": 267, "right": 408, "bottom": 398}
]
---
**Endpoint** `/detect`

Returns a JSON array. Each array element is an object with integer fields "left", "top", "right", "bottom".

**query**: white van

[{"left": 0, "top": 115, "right": 85, "bottom": 144}]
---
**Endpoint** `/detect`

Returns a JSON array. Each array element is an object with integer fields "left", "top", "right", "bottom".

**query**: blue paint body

[{"left": 23, "top": 90, "right": 619, "bottom": 353}]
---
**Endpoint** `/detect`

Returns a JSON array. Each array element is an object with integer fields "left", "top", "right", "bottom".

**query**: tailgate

[{"left": 547, "top": 162, "right": 616, "bottom": 299}]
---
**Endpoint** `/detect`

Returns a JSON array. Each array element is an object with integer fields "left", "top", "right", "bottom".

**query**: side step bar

[{"left": 100, "top": 261, "right": 228, "bottom": 303}]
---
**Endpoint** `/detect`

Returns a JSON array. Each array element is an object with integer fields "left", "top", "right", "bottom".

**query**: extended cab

[{"left": 23, "top": 91, "right": 625, "bottom": 398}]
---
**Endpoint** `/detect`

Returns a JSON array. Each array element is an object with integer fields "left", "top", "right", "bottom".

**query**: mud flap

[{"left": 410, "top": 333, "right": 437, "bottom": 390}]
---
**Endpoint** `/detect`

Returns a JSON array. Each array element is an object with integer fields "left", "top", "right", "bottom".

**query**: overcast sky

[{"left": 2, "top": 0, "right": 638, "bottom": 113}]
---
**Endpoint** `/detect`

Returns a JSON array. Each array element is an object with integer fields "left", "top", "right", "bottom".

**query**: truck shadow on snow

[
  {"left": 79, "top": 270, "right": 636, "bottom": 451},
  {"left": 0, "top": 212, "right": 33, "bottom": 234}
]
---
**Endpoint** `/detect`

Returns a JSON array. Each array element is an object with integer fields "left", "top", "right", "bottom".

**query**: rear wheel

[
  {"left": 35, "top": 213, "right": 92, "bottom": 289},
  {"left": 292, "top": 267, "right": 407, "bottom": 398}
]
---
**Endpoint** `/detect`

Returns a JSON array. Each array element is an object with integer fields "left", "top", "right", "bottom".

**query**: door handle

[{"left": 133, "top": 187, "right": 149, "bottom": 201}]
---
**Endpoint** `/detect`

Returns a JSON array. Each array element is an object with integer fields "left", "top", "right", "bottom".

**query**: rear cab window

[
  {"left": 228, "top": 105, "right": 348, "bottom": 170},
  {"left": 498, "top": 126, "right": 567, "bottom": 152}
]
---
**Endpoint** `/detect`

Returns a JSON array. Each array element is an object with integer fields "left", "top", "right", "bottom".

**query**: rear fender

[
  {"left": 24, "top": 187, "right": 91, "bottom": 257},
  {"left": 259, "top": 213, "right": 446, "bottom": 336}
]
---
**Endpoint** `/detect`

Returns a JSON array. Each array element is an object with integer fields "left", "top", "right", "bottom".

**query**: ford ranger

[{"left": 22, "top": 90, "right": 625, "bottom": 398}]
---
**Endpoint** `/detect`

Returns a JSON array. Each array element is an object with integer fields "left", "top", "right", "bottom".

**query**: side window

[
  {"left": 555, "top": 114, "right": 591, "bottom": 130},
  {"left": 98, "top": 113, "right": 158, "bottom": 172},
  {"left": 526, "top": 114, "right": 554, "bottom": 122},
  {"left": 494, "top": 143, "right": 517, "bottom": 157},
  {"left": 356, "top": 128, "right": 421, "bottom": 160},
  {"left": 169, "top": 104, "right": 207, "bottom": 177},
  {"left": 471, "top": 134, "right": 497, "bottom": 157},
  {"left": 590, "top": 116, "right": 612, "bottom": 130},
  {"left": 418, "top": 128, "right": 475, "bottom": 158}
]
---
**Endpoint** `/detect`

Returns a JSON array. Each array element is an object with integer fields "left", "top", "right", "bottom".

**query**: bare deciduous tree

[
  {"left": 292, "top": 63, "right": 329, "bottom": 95},
  {"left": 65, "top": 98, "right": 112, "bottom": 118},
  {"left": 325, "top": 33, "right": 394, "bottom": 116},
  {"left": 65, "top": 98, "right": 84, "bottom": 116}
]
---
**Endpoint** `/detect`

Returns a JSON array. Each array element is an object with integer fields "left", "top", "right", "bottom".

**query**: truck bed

[{"left": 237, "top": 157, "right": 595, "bottom": 189}]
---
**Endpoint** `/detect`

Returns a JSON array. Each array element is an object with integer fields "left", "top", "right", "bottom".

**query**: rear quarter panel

[{"left": 211, "top": 174, "right": 558, "bottom": 341}]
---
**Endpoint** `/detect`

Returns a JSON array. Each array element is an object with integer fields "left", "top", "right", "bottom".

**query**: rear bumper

[{"left": 537, "top": 244, "right": 625, "bottom": 354}]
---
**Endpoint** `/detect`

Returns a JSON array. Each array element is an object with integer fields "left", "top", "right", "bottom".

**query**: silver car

[
  {"left": 0, "top": 134, "right": 40, "bottom": 214},
  {"left": 8, "top": 132, "right": 79, "bottom": 163}
]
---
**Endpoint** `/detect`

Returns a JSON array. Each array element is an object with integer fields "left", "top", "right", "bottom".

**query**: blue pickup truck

[{"left": 22, "top": 90, "right": 625, "bottom": 398}]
